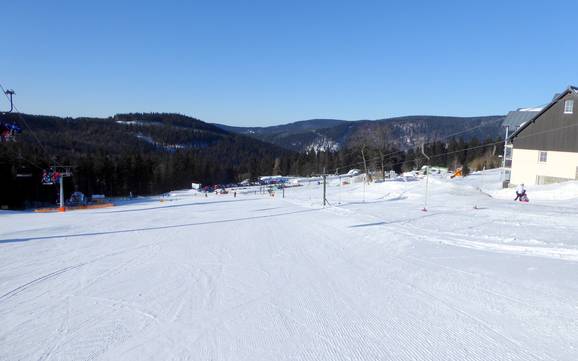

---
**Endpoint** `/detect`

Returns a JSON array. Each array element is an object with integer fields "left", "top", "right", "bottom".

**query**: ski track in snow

[{"left": 1, "top": 170, "right": 577, "bottom": 360}]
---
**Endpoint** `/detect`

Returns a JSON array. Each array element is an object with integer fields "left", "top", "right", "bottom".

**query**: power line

[
  {"left": 372, "top": 119, "right": 578, "bottom": 171},
  {"left": 327, "top": 121, "right": 498, "bottom": 174},
  {"left": 331, "top": 118, "right": 578, "bottom": 177}
]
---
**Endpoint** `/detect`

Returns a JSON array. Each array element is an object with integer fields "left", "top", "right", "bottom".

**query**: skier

[
  {"left": 514, "top": 183, "right": 526, "bottom": 202},
  {"left": 0, "top": 123, "right": 10, "bottom": 141},
  {"left": 52, "top": 171, "right": 61, "bottom": 184},
  {"left": 8, "top": 123, "right": 22, "bottom": 136},
  {"left": 42, "top": 169, "right": 53, "bottom": 184},
  {"left": 0, "top": 122, "right": 22, "bottom": 141}
]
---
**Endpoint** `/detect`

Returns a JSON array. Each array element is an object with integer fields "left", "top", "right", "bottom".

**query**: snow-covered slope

[
  {"left": 1, "top": 172, "right": 577, "bottom": 360},
  {"left": 303, "top": 136, "right": 341, "bottom": 153}
]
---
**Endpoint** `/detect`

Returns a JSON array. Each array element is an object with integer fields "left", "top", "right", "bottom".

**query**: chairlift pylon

[{"left": 1, "top": 89, "right": 22, "bottom": 142}]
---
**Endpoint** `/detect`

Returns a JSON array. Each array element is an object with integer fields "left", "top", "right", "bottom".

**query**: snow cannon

[{"left": 450, "top": 167, "right": 463, "bottom": 179}]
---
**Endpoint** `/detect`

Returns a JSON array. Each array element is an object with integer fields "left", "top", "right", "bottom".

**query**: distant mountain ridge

[
  {"left": 7, "top": 112, "right": 274, "bottom": 154},
  {"left": 214, "top": 115, "right": 505, "bottom": 152},
  {"left": 215, "top": 118, "right": 348, "bottom": 137}
]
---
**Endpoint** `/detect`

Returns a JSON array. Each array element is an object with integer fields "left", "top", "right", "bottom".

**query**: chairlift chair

[
  {"left": 41, "top": 169, "right": 57, "bottom": 185},
  {"left": 41, "top": 166, "right": 71, "bottom": 185},
  {"left": 15, "top": 165, "right": 33, "bottom": 178},
  {"left": 14, "top": 152, "right": 34, "bottom": 178},
  {"left": 0, "top": 89, "right": 20, "bottom": 142}
]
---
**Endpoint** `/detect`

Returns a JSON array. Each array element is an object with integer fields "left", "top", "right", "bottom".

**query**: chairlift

[
  {"left": 41, "top": 166, "right": 71, "bottom": 185},
  {"left": 15, "top": 165, "right": 33, "bottom": 178},
  {"left": 14, "top": 152, "right": 34, "bottom": 178},
  {"left": 0, "top": 89, "right": 21, "bottom": 142},
  {"left": 41, "top": 169, "right": 60, "bottom": 185}
]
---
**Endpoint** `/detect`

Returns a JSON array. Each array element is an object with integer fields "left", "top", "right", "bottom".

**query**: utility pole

[{"left": 313, "top": 168, "right": 330, "bottom": 207}]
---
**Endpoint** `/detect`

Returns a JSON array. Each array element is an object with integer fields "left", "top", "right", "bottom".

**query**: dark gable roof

[
  {"left": 502, "top": 110, "right": 540, "bottom": 130},
  {"left": 509, "top": 85, "right": 578, "bottom": 141}
]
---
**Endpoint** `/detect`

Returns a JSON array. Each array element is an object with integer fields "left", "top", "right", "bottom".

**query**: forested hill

[
  {"left": 0, "top": 113, "right": 294, "bottom": 208},
  {"left": 215, "top": 115, "right": 505, "bottom": 152},
  {"left": 2, "top": 112, "right": 505, "bottom": 209}
]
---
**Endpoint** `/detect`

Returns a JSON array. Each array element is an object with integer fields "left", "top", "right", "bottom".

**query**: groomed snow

[{"left": 1, "top": 170, "right": 577, "bottom": 360}]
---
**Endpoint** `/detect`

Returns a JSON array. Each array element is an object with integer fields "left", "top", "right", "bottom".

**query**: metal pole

[
  {"left": 338, "top": 175, "right": 342, "bottom": 205},
  {"left": 423, "top": 166, "right": 429, "bottom": 212},
  {"left": 282, "top": 186, "right": 285, "bottom": 198},
  {"left": 3, "top": 89, "right": 15, "bottom": 113},
  {"left": 363, "top": 174, "right": 366, "bottom": 203},
  {"left": 323, "top": 174, "right": 327, "bottom": 206},
  {"left": 59, "top": 176, "right": 65, "bottom": 212},
  {"left": 502, "top": 125, "right": 509, "bottom": 182},
  {"left": 420, "top": 144, "right": 431, "bottom": 212}
]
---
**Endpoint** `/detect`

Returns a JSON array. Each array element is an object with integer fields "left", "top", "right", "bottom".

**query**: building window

[
  {"left": 564, "top": 99, "right": 574, "bottom": 114},
  {"left": 539, "top": 151, "right": 547, "bottom": 163},
  {"left": 537, "top": 175, "right": 569, "bottom": 185}
]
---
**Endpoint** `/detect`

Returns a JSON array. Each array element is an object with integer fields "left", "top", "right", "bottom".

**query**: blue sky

[{"left": 1, "top": 0, "right": 577, "bottom": 126}]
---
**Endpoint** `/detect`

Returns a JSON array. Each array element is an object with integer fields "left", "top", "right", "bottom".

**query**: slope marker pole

[
  {"left": 420, "top": 144, "right": 431, "bottom": 212},
  {"left": 322, "top": 168, "right": 327, "bottom": 207}
]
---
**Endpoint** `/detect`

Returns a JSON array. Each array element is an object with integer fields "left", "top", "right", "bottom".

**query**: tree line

[{"left": 0, "top": 113, "right": 503, "bottom": 209}]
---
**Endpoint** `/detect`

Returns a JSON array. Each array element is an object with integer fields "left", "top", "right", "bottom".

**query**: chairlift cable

[
  {"left": 0, "top": 82, "right": 51, "bottom": 157},
  {"left": 0, "top": 141, "right": 45, "bottom": 170}
]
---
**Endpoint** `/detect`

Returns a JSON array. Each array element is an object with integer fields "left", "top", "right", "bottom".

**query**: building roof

[
  {"left": 502, "top": 109, "right": 541, "bottom": 130},
  {"left": 509, "top": 85, "right": 578, "bottom": 141}
]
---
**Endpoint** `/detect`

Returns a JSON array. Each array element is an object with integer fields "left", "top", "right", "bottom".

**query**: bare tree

[
  {"left": 272, "top": 157, "right": 281, "bottom": 175},
  {"left": 413, "top": 154, "right": 426, "bottom": 170},
  {"left": 360, "top": 143, "right": 370, "bottom": 182},
  {"left": 349, "top": 126, "right": 373, "bottom": 183},
  {"left": 375, "top": 125, "right": 391, "bottom": 180}
]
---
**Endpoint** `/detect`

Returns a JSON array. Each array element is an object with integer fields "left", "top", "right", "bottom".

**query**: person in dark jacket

[{"left": 514, "top": 183, "right": 526, "bottom": 201}]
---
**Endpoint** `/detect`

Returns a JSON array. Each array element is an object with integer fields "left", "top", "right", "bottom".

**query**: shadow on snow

[
  {"left": 97, "top": 198, "right": 261, "bottom": 214},
  {"left": 0, "top": 208, "right": 321, "bottom": 244}
]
